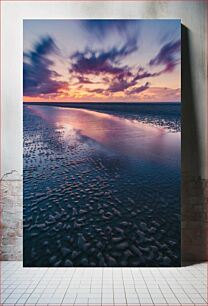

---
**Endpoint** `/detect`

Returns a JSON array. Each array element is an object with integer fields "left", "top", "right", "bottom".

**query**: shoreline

[{"left": 23, "top": 101, "right": 181, "bottom": 115}]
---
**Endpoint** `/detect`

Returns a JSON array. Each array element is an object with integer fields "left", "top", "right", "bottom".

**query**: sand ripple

[{"left": 23, "top": 106, "right": 180, "bottom": 267}]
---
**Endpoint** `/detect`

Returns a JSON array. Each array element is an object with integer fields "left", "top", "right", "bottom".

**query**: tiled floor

[{"left": 0, "top": 261, "right": 207, "bottom": 305}]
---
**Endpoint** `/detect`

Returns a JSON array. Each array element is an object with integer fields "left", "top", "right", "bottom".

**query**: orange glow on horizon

[{"left": 23, "top": 86, "right": 181, "bottom": 103}]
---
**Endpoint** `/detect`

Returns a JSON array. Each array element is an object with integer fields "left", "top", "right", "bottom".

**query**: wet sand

[{"left": 23, "top": 104, "right": 181, "bottom": 267}]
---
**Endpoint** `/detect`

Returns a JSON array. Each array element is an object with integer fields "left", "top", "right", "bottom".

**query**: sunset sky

[{"left": 23, "top": 20, "right": 181, "bottom": 103}]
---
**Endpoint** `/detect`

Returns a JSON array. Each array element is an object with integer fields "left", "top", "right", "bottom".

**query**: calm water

[{"left": 23, "top": 104, "right": 181, "bottom": 267}]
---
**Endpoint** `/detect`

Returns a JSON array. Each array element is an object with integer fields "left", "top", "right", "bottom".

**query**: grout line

[
  {"left": 139, "top": 269, "right": 154, "bottom": 305},
  {"left": 130, "top": 268, "right": 141, "bottom": 305},
  {"left": 121, "top": 268, "right": 128, "bottom": 305}
]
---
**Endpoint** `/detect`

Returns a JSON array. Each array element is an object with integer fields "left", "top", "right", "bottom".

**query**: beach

[{"left": 23, "top": 103, "right": 181, "bottom": 267}]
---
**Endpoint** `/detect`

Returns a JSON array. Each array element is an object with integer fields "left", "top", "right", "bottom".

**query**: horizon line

[{"left": 23, "top": 101, "right": 181, "bottom": 104}]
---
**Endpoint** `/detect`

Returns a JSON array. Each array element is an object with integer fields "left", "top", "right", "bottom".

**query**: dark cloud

[
  {"left": 70, "top": 50, "right": 124, "bottom": 76},
  {"left": 108, "top": 77, "right": 136, "bottom": 93},
  {"left": 88, "top": 88, "right": 105, "bottom": 94},
  {"left": 149, "top": 40, "right": 180, "bottom": 73},
  {"left": 108, "top": 81, "right": 130, "bottom": 93},
  {"left": 133, "top": 68, "right": 160, "bottom": 81},
  {"left": 76, "top": 75, "right": 94, "bottom": 84},
  {"left": 23, "top": 36, "right": 67, "bottom": 97},
  {"left": 107, "top": 67, "right": 157, "bottom": 93},
  {"left": 70, "top": 38, "right": 137, "bottom": 77},
  {"left": 102, "top": 76, "right": 111, "bottom": 83},
  {"left": 127, "top": 82, "right": 150, "bottom": 95}
]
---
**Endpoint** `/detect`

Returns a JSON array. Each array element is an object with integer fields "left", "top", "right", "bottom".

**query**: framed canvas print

[{"left": 23, "top": 19, "right": 181, "bottom": 267}]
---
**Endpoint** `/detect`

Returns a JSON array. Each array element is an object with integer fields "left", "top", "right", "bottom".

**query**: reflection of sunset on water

[{"left": 27, "top": 105, "right": 180, "bottom": 167}]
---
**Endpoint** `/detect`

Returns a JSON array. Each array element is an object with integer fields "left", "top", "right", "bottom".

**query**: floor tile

[{"left": 0, "top": 261, "right": 207, "bottom": 306}]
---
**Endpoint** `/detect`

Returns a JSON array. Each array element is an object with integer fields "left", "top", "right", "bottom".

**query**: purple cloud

[
  {"left": 69, "top": 34, "right": 165, "bottom": 95},
  {"left": 70, "top": 37, "right": 137, "bottom": 77},
  {"left": 76, "top": 75, "right": 94, "bottom": 84},
  {"left": 107, "top": 67, "right": 158, "bottom": 93},
  {"left": 23, "top": 36, "right": 67, "bottom": 96},
  {"left": 108, "top": 78, "right": 136, "bottom": 93},
  {"left": 127, "top": 82, "right": 150, "bottom": 95},
  {"left": 70, "top": 51, "right": 124, "bottom": 76},
  {"left": 133, "top": 68, "right": 160, "bottom": 81},
  {"left": 149, "top": 40, "right": 181, "bottom": 73},
  {"left": 88, "top": 88, "right": 105, "bottom": 94}
]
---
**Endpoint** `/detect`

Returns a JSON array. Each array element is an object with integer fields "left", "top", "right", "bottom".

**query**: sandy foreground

[{"left": 23, "top": 105, "right": 181, "bottom": 267}]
